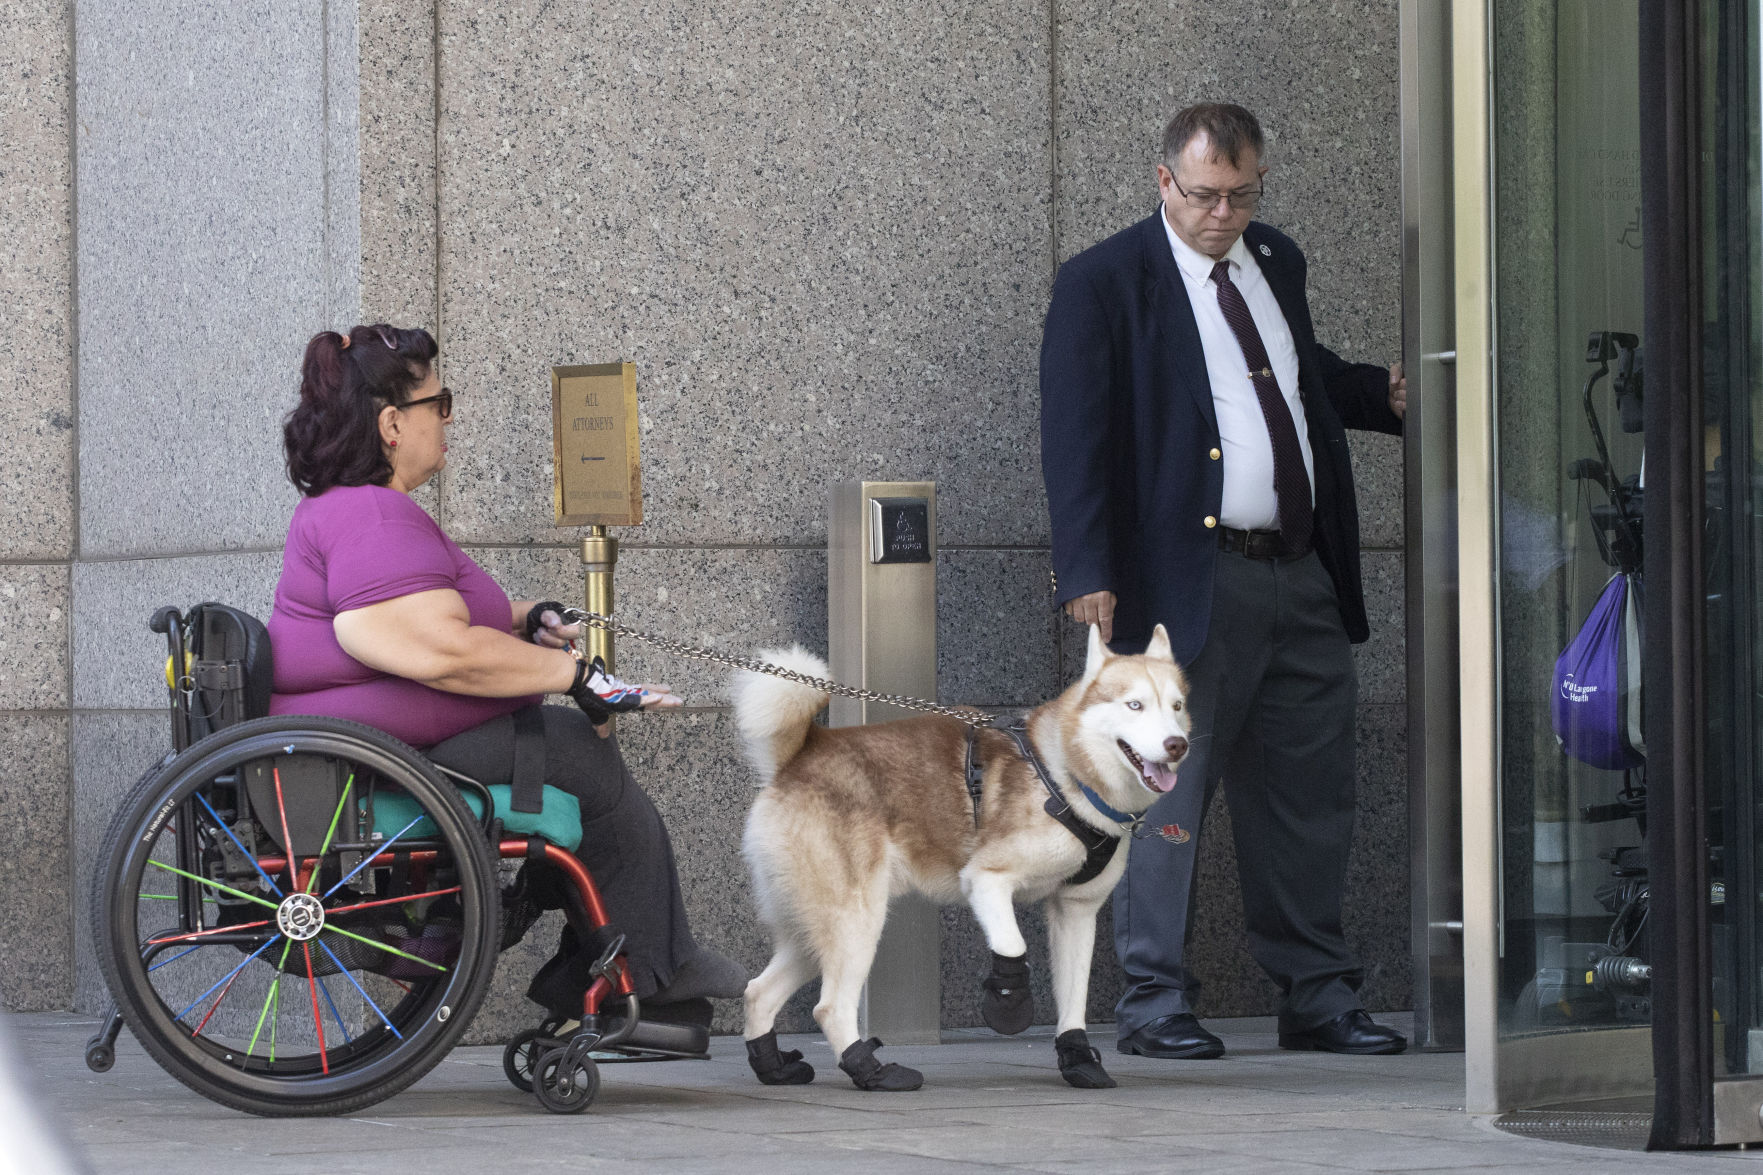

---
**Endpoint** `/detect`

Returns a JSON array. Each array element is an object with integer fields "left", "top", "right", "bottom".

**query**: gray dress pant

[{"left": 1113, "top": 546, "right": 1366, "bottom": 1036}]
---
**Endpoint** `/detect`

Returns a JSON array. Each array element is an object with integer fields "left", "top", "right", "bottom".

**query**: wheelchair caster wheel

[
  {"left": 84, "top": 1043, "right": 115, "bottom": 1073},
  {"left": 503, "top": 1028, "right": 557, "bottom": 1094},
  {"left": 534, "top": 1048, "right": 599, "bottom": 1114}
]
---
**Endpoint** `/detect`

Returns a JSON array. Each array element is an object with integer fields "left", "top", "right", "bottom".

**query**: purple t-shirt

[{"left": 268, "top": 484, "right": 538, "bottom": 747}]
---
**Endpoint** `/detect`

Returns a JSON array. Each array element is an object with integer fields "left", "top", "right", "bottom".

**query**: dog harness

[{"left": 963, "top": 722, "right": 1125, "bottom": 886}]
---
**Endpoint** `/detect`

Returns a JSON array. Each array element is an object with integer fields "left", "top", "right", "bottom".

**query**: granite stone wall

[
  {"left": 64, "top": 0, "right": 357, "bottom": 1018},
  {"left": 24, "top": 0, "right": 1408, "bottom": 1036},
  {"left": 0, "top": 0, "right": 75, "bottom": 1011}
]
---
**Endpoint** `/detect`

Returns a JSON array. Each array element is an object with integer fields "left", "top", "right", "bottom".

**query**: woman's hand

[
  {"left": 520, "top": 601, "right": 581, "bottom": 649},
  {"left": 634, "top": 684, "right": 683, "bottom": 709},
  {"left": 565, "top": 656, "right": 686, "bottom": 718}
]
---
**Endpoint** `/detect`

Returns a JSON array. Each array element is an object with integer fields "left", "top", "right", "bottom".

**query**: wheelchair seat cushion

[{"left": 369, "top": 783, "right": 582, "bottom": 852}]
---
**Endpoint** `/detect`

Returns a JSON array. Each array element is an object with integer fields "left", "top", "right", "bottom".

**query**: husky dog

[{"left": 735, "top": 624, "right": 1189, "bottom": 1092}]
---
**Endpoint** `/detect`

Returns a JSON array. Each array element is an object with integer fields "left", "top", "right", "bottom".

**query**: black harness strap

[
  {"left": 964, "top": 724, "right": 985, "bottom": 826},
  {"left": 998, "top": 723, "right": 1122, "bottom": 886},
  {"left": 510, "top": 705, "right": 546, "bottom": 814}
]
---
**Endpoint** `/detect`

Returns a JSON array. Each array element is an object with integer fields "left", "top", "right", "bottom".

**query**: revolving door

[{"left": 1402, "top": 0, "right": 1763, "bottom": 1146}]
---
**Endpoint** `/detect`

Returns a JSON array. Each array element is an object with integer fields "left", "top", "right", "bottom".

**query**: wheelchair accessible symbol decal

[{"left": 277, "top": 892, "right": 326, "bottom": 941}]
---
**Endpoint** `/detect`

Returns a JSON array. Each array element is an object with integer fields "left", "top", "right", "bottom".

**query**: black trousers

[
  {"left": 1113, "top": 547, "right": 1365, "bottom": 1035},
  {"left": 425, "top": 704, "right": 698, "bottom": 1000}
]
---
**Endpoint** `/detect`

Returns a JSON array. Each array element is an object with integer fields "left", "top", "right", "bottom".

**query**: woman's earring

[{"left": 389, "top": 439, "right": 398, "bottom": 448}]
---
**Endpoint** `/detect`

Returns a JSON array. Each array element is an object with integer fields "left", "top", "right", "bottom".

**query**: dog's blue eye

[{"left": 1126, "top": 700, "right": 1142, "bottom": 711}]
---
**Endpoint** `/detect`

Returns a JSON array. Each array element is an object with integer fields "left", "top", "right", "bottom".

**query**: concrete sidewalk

[{"left": 7, "top": 1011, "right": 1760, "bottom": 1173}]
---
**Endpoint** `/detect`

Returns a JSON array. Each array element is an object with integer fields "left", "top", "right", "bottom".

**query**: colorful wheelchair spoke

[{"left": 118, "top": 768, "right": 475, "bottom": 1085}]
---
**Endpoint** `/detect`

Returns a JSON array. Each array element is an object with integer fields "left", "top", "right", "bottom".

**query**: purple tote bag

[{"left": 1552, "top": 572, "right": 1645, "bottom": 771}]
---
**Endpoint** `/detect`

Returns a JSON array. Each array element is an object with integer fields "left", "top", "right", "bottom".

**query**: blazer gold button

[
  {"left": 1209, "top": 448, "right": 1221, "bottom": 460},
  {"left": 1203, "top": 516, "right": 1217, "bottom": 528}
]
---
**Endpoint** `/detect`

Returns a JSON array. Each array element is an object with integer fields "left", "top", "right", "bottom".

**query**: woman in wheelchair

[
  {"left": 89, "top": 322, "right": 744, "bottom": 1117},
  {"left": 271, "top": 323, "right": 747, "bottom": 1019}
]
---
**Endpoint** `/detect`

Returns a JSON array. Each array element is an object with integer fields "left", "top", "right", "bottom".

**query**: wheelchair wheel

[
  {"left": 533, "top": 1048, "right": 599, "bottom": 1114},
  {"left": 503, "top": 1025, "right": 564, "bottom": 1093},
  {"left": 93, "top": 716, "right": 501, "bottom": 1116}
]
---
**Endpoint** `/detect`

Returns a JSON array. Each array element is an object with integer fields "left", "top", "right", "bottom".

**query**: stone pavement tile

[
  {"left": 75, "top": 1137, "right": 616, "bottom": 1175},
  {"left": 913, "top": 1102, "right": 1476, "bottom": 1139},
  {"left": 392, "top": 1089, "right": 922, "bottom": 1143},
  {"left": 1164, "top": 1123, "right": 1653, "bottom": 1173},
  {"left": 1096, "top": 1059, "right": 1463, "bottom": 1107},
  {"left": 346, "top": 1109, "right": 833, "bottom": 1164},
  {"left": 779, "top": 1120, "right": 1213, "bottom": 1167},
  {"left": 639, "top": 1151, "right": 1028, "bottom": 1175},
  {"left": 1022, "top": 1157, "right": 1345, "bottom": 1175},
  {"left": 1397, "top": 1159, "right": 1756, "bottom": 1175},
  {"left": 1221, "top": 1047, "right": 1465, "bottom": 1085},
  {"left": 27, "top": 1013, "right": 1763, "bottom": 1175}
]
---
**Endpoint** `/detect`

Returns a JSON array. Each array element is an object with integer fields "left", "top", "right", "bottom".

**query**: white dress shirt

[{"left": 1162, "top": 206, "right": 1314, "bottom": 531}]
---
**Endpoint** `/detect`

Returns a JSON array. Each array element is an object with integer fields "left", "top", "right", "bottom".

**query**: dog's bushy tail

[{"left": 731, "top": 646, "right": 830, "bottom": 784}]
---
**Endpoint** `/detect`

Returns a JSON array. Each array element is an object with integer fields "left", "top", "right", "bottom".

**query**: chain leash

[
  {"left": 562, "top": 607, "right": 1164, "bottom": 841},
  {"left": 560, "top": 608, "right": 994, "bottom": 728}
]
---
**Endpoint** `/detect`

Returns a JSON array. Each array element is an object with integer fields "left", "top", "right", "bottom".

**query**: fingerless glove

[{"left": 565, "top": 655, "right": 647, "bottom": 723}]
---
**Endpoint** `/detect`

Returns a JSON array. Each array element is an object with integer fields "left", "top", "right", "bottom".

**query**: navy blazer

[{"left": 1040, "top": 212, "right": 1403, "bottom": 662}]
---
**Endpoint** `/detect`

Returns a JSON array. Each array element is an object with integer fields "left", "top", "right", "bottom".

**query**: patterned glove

[{"left": 566, "top": 655, "right": 648, "bottom": 723}]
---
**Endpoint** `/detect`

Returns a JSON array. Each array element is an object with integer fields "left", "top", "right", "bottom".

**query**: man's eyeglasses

[
  {"left": 400, "top": 388, "right": 453, "bottom": 419},
  {"left": 1170, "top": 175, "right": 1264, "bottom": 211}
]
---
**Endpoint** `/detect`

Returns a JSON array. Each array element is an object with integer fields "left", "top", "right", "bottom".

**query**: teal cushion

[{"left": 368, "top": 783, "right": 582, "bottom": 853}]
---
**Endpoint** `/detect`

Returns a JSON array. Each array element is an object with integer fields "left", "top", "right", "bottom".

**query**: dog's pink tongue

[{"left": 1143, "top": 760, "right": 1178, "bottom": 793}]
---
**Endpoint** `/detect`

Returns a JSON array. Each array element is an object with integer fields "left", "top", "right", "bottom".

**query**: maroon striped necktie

[{"left": 1210, "top": 259, "right": 1312, "bottom": 553}]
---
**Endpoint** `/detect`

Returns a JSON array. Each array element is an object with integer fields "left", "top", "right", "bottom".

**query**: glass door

[
  {"left": 1427, "top": 0, "right": 1763, "bottom": 1137},
  {"left": 1694, "top": 0, "right": 1763, "bottom": 1145},
  {"left": 1437, "top": 0, "right": 1657, "bottom": 1112},
  {"left": 1487, "top": 0, "right": 1653, "bottom": 1106}
]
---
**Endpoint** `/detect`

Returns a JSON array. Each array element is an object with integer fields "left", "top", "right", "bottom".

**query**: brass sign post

[
  {"left": 580, "top": 526, "right": 617, "bottom": 669},
  {"left": 551, "top": 362, "right": 642, "bottom": 673}
]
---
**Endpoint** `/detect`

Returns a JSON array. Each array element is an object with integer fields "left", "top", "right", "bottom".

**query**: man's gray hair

[{"left": 1162, "top": 103, "right": 1265, "bottom": 169}]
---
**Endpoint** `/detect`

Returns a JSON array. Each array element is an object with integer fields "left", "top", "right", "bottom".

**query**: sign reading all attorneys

[{"left": 551, "top": 362, "right": 643, "bottom": 527}]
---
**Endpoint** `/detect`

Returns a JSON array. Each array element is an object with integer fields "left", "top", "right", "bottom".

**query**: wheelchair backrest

[{"left": 185, "top": 603, "right": 274, "bottom": 739}]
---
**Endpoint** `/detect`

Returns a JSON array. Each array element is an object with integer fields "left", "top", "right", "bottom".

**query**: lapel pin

[{"left": 1258, "top": 243, "right": 1272, "bottom": 257}]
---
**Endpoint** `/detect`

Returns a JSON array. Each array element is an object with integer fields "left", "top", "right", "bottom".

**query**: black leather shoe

[
  {"left": 1278, "top": 1010, "right": 1407, "bottom": 1055},
  {"left": 1116, "top": 1013, "right": 1224, "bottom": 1059}
]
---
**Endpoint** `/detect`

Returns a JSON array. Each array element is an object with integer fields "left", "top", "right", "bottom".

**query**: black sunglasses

[{"left": 399, "top": 387, "right": 453, "bottom": 419}]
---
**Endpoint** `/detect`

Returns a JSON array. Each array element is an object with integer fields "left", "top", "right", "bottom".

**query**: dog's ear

[
  {"left": 1144, "top": 623, "right": 1174, "bottom": 663},
  {"left": 1081, "top": 623, "right": 1110, "bottom": 684}
]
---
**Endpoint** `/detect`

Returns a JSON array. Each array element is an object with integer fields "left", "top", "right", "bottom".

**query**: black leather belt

[{"left": 1218, "top": 525, "right": 1309, "bottom": 561}]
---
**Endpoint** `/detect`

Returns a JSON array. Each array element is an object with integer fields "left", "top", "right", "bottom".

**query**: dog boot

[
  {"left": 1055, "top": 1028, "right": 1117, "bottom": 1089},
  {"left": 745, "top": 1029, "right": 815, "bottom": 1086},
  {"left": 980, "top": 952, "right": 1034, "bottom": 1035},
  {"left": 838, "top": 1037, "right": 923, "bottom": 1092}
]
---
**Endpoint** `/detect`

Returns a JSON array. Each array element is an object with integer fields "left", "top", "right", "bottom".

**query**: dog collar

[{"left": 1079, "top": 785, "right": 1136, "bottom": 827}]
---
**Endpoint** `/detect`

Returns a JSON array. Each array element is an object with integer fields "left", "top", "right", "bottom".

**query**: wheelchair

[{"left": 84, "top": 602, "right": 708, "bottom": 1116}]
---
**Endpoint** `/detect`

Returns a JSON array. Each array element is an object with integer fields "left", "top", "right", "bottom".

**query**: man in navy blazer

[{"left": 1041, "top": 104, "right": 1408, "bottom": 1058}]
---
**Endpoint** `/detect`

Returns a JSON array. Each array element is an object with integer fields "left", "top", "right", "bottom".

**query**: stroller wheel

[{"left": 533, "top": 1048, "right": 599, "bottom": 1114}]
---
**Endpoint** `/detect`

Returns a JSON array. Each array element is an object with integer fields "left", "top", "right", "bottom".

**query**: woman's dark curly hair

[{"left": 284, "top": 324, "right": 439, "bottom": 496}]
